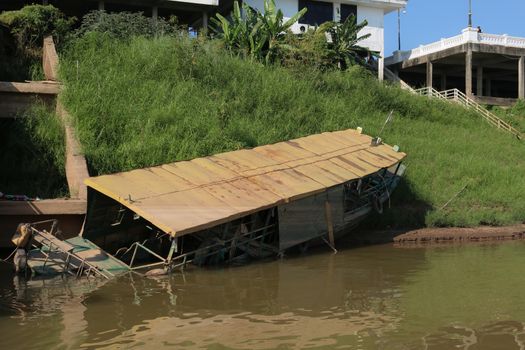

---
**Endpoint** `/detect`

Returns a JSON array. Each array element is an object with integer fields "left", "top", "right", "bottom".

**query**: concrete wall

[{"left": 357, "top": 5, "right": 384, "bottom": 55}]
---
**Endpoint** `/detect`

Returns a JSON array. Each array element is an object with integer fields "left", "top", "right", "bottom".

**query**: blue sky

[{"left": 384, "top": 0, "right": 525, "bottom": 56}]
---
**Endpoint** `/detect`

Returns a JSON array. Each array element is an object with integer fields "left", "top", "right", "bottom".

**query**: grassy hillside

[
  {"left": 58, "top": 33, "right": 525, "bottom": 228},
  {"left": 489, "top": 101, "right": 525, "bottom": 133}
]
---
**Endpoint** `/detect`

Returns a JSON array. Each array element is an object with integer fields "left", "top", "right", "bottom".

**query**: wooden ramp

[{"left": 28, "top": 228, "right": 129, "bottom": 279}]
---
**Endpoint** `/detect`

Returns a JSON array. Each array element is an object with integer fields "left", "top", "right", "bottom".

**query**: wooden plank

[
  {"left": 291, "top": 134, "right": 349, "bottom": 155},
  {"left": 329, "top": 156, "right": 371, "bottom": 177},
  {"left": 0, "top": 81, "right": 60, "bottom": 94},
  {"left": 191, "top": 158, "right": 241, "bottom": 181},
  {"left": 214, "top": 149, "right": 279, "bottom": 172},
  {"left": 314, "top": 160, "right": 360, "bottom": 181},
  {"left": 253, "top": 142, "right": 316, "bottom": 163},
  {"left": 0, "top": 199, "right": 87, "bottom": 215},
  {"left": 294, "top": 163, "right": 346, "bottom": 188},
  {"left": 203, "top": 180, "right": 280, "bottom": 212},
  {"left": 248, "top": 169, "right": 324, "bottom": 201}
]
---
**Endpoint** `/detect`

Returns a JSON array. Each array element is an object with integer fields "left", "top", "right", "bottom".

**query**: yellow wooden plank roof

[{"left": 84, "top": 129, "right": 406, "bottom": 237}]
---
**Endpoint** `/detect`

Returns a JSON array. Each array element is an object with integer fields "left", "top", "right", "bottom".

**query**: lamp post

[
  {"left": 468, "top": 0, "right": 472, "bottom": 28},
  {"left": 397, "top": 9, "right": 401, "bottom": 51},
  {"left": 397, "top": 8, "right": 406, "bottom": 51}
]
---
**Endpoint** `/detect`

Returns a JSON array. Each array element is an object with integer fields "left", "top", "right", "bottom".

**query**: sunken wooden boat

[{"left": 17, "top": 128, "right": 406, "bottom": 278}]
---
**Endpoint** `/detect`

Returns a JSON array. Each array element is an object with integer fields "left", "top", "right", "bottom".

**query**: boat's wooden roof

[{"left": 84, "top": 129, "right": 406, "bottom": 237}]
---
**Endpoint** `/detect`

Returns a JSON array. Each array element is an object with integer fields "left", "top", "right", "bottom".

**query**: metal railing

[
  {"left": 28, "top": 220, "right": 113, "bottom": 279},
  {"left": 414, "top": 87, "right": 522, "bottom": 139}
]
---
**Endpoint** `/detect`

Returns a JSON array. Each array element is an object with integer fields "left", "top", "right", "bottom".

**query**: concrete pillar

[
  {"left": 42, "top": 0, "right": 49, "bottom": 4},
  {"left": 519, "top": 56, "right": 525, "bottom": 100},
  {"left": 465, "top": 48, "right": 473, "bottom": 97},
  {"left": 486, "top": 78, "right": 492, "bottom": 97},
  {"left": 378, "top": 57, "right": 384, "bottom": 81},
  {"left": 98, "top": 1, "right": 105, "bottom": 11},
  {"left": 202, "top": 12, "right": 208, "bottom": 30},
  {"left": 152, "top": 6, "right": 158, "bottom": 22},
  {"left": 426, "top": 60, "right": 433, "bottom": 89},
  {"left": 441, "top": 74, "right": 447, "bottom": 91},
  {"left": 477, "top": 66, "right": 483, "bottom": 96}
]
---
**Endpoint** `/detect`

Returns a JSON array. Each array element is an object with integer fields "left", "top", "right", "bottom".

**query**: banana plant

[
  {"left": 257, "top": 0, "right": 307, "bottom": 63},
  {"left": 210, "top": 0, "right": 306, "bottom": 63},
  {"left": 323, "top": 15, "right": 379, "bottom": 70},
  {"left": 210, "top": 1, "right": 245, "bottom": 52}
]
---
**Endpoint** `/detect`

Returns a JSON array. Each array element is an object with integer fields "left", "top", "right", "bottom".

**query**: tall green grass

[
  {"left": 489, "top": 101, "right": 525, "bottom": 133},
  {"left": 59, "top": 33, "right": 525, "bottom": 227}
]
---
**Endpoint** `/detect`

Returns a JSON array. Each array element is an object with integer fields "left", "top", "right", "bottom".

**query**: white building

[{"left": 245, "top": 0, "right": 408, "bottom": 79}]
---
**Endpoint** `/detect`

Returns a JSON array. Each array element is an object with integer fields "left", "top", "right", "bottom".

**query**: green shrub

[
  {"left": 0, "top": 4, "right": 74, "bottom": 51},
  {"left": 277, "top": 28, "right": 333, "bottom": 70},
  {"left": 75, "top": 11, "right": 178, "bottom": 40},
  {"left": 0, "top": 4, "right": 73, "bottom": 80}
]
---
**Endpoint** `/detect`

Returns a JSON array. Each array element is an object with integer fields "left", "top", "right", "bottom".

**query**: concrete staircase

[{"left": 384, "top": 67, "right": 522, "bottom": 140}]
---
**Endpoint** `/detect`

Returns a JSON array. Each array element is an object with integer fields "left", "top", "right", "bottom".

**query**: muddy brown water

[{"left": 1, "top": 240, "right": 525, "bottom": 349}]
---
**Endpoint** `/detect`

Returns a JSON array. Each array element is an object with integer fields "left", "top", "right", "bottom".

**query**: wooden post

[
  {"left": 426, "top": 60, "right": 433, "bottom": 89},
  {"left": 466, "top": 47, "right": 473, "bottom": 97},
  {"left": 477, "top": 66, "right": 483, "bottom": 97},
  {"left": 324, "top": 201, "right": 335, "bottom": 250},
  {"left": 519, "top": 56, "right": 525, "bottom": 100}
]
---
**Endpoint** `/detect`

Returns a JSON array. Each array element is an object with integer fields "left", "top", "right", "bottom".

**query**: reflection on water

[{"left": 1, "top": 241, "right": 525, "bottom": 349}]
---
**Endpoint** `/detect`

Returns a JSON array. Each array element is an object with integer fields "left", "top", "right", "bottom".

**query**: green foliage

[
  {"left": 211, "top": 0, "right": 306, "bottom": 63},
  {"left": 322, "top": 15, "right": 377, "bottom": 69},
  {"left": 0, "top": 4, "right": 74, "bottom": 50},
  {"left": 0, "top": 104, "right": 67, "bottom": 198},
  {"left": 211, "top": 2, "right": 265, "bottom": 60},
  {"left": 211, "top": 2, "right": 376, "bottom": 70},
  {"left": 277, "top": 16, "right": 377, "bottom": 71},
  {"left": 278, "top": 28, "right": 333, "bottom": 70},
  {"left": 257, "top": 0, "right": 307, "bottom": 63},
  {"left": 0, "top": 4, "right": 73, "bottom": 80},
  {"left": 75, "top": 10, "right": 179, "bottom": 40},
  {"left": 59, "top": 34, "right": 525, "bottom": 227}
]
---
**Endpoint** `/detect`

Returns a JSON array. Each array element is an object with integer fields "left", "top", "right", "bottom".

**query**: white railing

[
  {"left": 414, "top": 87, "right": 522, "bottom": 139},
  {"left": 387, "top": 28, "right": 525, "bottom": 65}
]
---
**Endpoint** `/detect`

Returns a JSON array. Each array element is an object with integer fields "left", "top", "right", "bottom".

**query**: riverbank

[
  {"left": 393, "top": 224, "right": 525, "bottom": 244},
  {"left": 339, "top": 224, "right": 525, "bottom": 247}
]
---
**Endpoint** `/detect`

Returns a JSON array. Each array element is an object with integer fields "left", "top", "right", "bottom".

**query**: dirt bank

[{"left": 393, "top": 224, "right": 525, "bottom": 244}]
